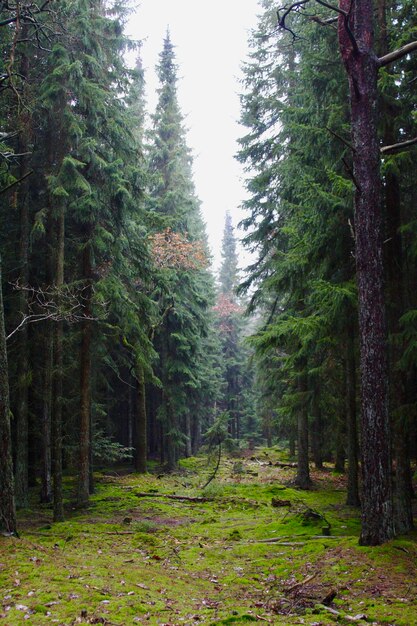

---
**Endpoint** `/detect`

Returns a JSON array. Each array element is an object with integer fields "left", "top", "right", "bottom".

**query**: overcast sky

[{"left": 126, "top": 0, "right": 260, "bottom": 272}]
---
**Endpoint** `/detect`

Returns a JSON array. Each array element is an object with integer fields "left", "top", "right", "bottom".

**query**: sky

[{"left": 126, "top": 0, "right": 260, "bottom": 273}]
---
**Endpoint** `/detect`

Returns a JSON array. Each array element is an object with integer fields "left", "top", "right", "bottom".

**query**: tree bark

[
  {"left": 13, "top": 41, "right": 31, "bottom": 507},
  {"left": 185, "top": 411, "right": 192, "bottom": 457},
  {"left": 334, "top": 414, "right": 346, "bottom": 473},
  {"left": 135, "top": 363, "right": 147, "bottom": 473},
  {"left": 52, "top": 207, "right": 65, "bottom": 521},
  {"left": 295, "top": 370, "right": 311, "bottom": 488},
  {"left": 0, "top": 257, "right": 17, "bottom": 534},
  {"left": 311, "top": 393, "right": 323, "bottom": 470},
  {"left": 77, "top": 240, "right": 92, "bottom": 505},
  {"left": 377, "top": 0, "right": 413, "bottom": 535},
  {"left": 40, "top": 213, "right": 54, "bottom": 504},
  {"left": 338, "top": 0, "right": 394, "bottom": 545}
]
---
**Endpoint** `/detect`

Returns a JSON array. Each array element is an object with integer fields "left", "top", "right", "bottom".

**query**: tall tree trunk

[
  {"left": 40, "top": 215, "right": 54, "bottom": 504},
  {"left": 377, "top": 0, "right": 413, "bottom": 535},
  {"left": 295, "top": 370, "right": 311, "bottom": 488},
  {"left": 164, "top": 397, "right": 177, "bottom": 472},
  {"left": 128, "top": 385, "right": 133, "bottom": 449},
  {"left": 338, "top": 0, "right": 394, "bottom": 545},
  {"left": 52, "top": 207, "right": 65, "bottom": 521},
  {"left": 289, "top": 428, "right": 296, "bottom": 458},
  {"left": 77, "top": 241, "right": 92, "bottom": 505},
  {"left": 40, "top": 322, "right": 53, "bottom": 503},
  {"left": 0, "top": 257, "right": 17, "bottom": 534},
  {"left": 14, "top": 94, "right": 31, "bottom": 508},
  {"left": 185, "top": 411, "right": 192, "bottom": 458},
  {"left": 334, "top": 413, "right": 346, "bottom": 473},
  {"left": 135, "top": 363, "right": 147, "bottom": 473},
  {"left": 191, "top": 410, "right": 201, "bottom": 454},
  {"left": 345, "top": 323, "right": 360, "bottom": 506},
  {"left": 384, "top": 167, "right": 413, "bottom": 533},
  {"left": 311, "top": 392, "right": 323, "bottom": 470}
]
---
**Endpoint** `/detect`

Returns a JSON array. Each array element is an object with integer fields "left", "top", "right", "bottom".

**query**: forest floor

[{"left": 1, "top": 447, "right": 417, "bottom": 626}]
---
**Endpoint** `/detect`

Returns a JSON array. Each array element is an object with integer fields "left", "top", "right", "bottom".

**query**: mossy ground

[{"left": 1, "top": 448, "right": 417, "bottom": 625}]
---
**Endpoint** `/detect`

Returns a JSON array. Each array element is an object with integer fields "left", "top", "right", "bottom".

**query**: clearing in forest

[{"left": 1, "top": 448, "right": 416, "bottom": 625}]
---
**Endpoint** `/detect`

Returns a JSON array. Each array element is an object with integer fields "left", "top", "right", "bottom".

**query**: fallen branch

[
  {"left": 135, "top": 492, "right": 212, "bottom": 503},
  {"left": 286, "top": 571, "right": 317, "bottom": 592},
  {"left": 254, "top": 538, "right": 306, "bottom": 545},
  {"left": 315, "top": 604, "right": 368, "bottom": 622}
]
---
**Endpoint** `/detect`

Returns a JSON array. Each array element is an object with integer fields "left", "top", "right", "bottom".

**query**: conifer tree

[
  {"left": 146, "top": 32, "right": 217, "bottom": 468},
  {"left": 215, "top": 212, "right": 244, "bottom": 439},
  {"left": 0, "top": 258, "right": 16, "bottom": 534}
]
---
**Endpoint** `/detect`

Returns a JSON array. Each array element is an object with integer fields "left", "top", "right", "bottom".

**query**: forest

[{"left": 1, "top": 1, "right": 417, "bottom": 624}]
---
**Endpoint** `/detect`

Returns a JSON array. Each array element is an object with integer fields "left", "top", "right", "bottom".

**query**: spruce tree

[
  {"left": 146, "top": 32, "right": 217, "bottom": 468},
  {"left": 215, "top": 212, "right": 245, "bottom": 439}
]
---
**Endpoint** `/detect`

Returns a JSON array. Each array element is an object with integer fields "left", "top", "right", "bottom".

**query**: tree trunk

[
  {"left": 289, "top": 429, "right": 295, "bottom": 458},
  {"left": 334, "top": 413, "right": 346, "bottom": 473},
  {"left": 40, "top": 215, "right": 54, "bottom": 504},
  {"left": 135, "top": 363, "right": 147, "bottom": 473},
  {"left": 165, "top": 398, "right": 177, "bottom": 471},
  {"left": 185, "top": 411, "right": 192, "bottom": 458},
  {"left": 52, "top": 207, "right": 65, "bottom": 521},
  {"left": 377, "top": 0, "right": 413, "bottom": 535},
  {"left": 191, "top": 409, "right": 202, "bottom": 454},
  {"left": 338, "top": 0, "right": 394, "bottom": 545},
  {"left": 77, "top": 241, "right": 92, "bottom": 505},
  {"left": 311, "top": 393, "right": 323, "bottom": 470},
  {"left": 128, "top": 384, "right": 133, "bottom": 449},
  {"left": 0, "top": 257, "right": 17, "bottom": 534},
  {"left": 295, "top": 370, "right": 311, "bottom": 488},
  {"left": 14, "top": 79, "right": 31, "bottom": 508}
]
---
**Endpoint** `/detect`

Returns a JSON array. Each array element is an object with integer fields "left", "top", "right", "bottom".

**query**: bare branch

[
  {"left": 380, "top": 136, "right": 417, "bottom": 155},
  {"left": 277, "top": 1, "right": 309, "bottom": 40},
  {"left": 6, "top": 280, "right": 103, "bottom": 342},
  {"left": 378, "top": 41, "right": 417, "bottom": 67},
  {"left": 277, "top": 0, "right": 358, "bottom": 54}
]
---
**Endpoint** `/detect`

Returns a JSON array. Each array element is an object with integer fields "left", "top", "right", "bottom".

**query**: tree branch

[
  {"left": 0, "top": 170, "right": 33, "bottom": 195},
  {"left": 380, "top": 136, "right": 417, "bottom": 155},
  {"left": 314, "top": 0, "right": 346, "bottom": 16},
  {"left": 378, "top": 41, "right": 417, "bottom": 67},
  {"left": 277, "top": 1, "right": 309, "bottom": 40},
  {"left": 326, "top": 126, "right": 354, "bottom": 152}
]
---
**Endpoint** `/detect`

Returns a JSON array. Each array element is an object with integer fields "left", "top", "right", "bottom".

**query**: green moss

[{"left": 5, "top": 449, "right": 416, "bottom": 626}]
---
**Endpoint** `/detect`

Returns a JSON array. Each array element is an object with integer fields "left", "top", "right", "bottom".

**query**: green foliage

[
  {"left": 92, "top": 429, "right": 133, "bottom": 464},
  {"left": 237, "top": 0, "right": 356, "bottom": 452}
]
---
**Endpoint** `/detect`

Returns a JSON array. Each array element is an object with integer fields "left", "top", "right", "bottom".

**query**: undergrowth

[{"left": 1, "top": 447, "right": 416, "bottom": 625}]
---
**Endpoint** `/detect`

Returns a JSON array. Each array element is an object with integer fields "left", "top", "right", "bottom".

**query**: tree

[
  {"left": 276, "top": 0, "right": 417, "bottom": 544},
  {"left": 0, "top": 257, "right": 16, "bottom": 534},
  {"left": 238, "top": 0, "right": 356, "bottom": 491},
  {"left": 146, "top": 32, "right": 217, "bottom": 469}
]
